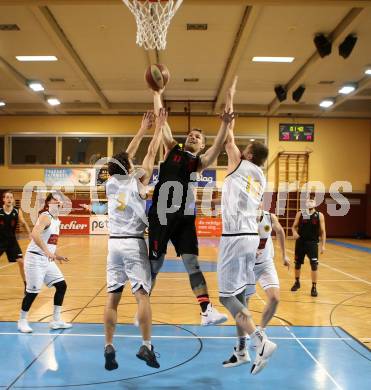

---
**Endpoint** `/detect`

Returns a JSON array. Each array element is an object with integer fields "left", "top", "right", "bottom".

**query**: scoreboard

[{"left": 279, "top": 123, "right": 314, "bottom": 142}]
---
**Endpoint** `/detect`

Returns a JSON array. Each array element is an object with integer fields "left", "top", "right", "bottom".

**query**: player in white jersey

[
  {"left": 103, "top": 109, "right": 165, "bottom": 371},
  {"left": 18, "top": 193, "right": 71, "bottom": 333},
  {"left": 224, "top": 209, "right": 290, "bottom": 365},
  {"left": 217, "top": 84, "right": 275, "bottom": 375}
]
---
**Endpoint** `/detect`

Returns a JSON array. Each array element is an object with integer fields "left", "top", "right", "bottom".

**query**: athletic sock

[
  {"left": 236, "top": 337, "right": 246, "bottom": 351},
  {"left": 295, "top": 277, "right": 300, "bottom": 283},
  {"left": 312, "top": 282, "right": 317, "bottom": 287},
  {"left": 20, "top": 310, "right": 28, "bottom": 320},
  {"left": 53, "top": 305, "right": 62, "bottom": 321},
  {"left": 143, "top": 340, "right": 152, "bottom": 349},
  {"left": 250, "top": 328, "right": 265, "bottom": 347},
  {"left": 197, "top": 294, "right": 210, "bottom": 312}
]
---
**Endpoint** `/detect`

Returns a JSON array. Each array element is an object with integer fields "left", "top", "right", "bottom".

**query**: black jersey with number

[
  {"left": 151, "top": 144, "right": 200, "bottom": 211},
  {"left": 0, "top": 207, "right": 19, "bottom": 240},
  {"left": 298, "top": 211, "right": 320, "bottom": 242}
]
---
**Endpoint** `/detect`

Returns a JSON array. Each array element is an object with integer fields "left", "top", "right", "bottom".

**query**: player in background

[
  {"left": 147, "top": 78, "right": 239, "bottom": 325},
  {"left": 0, "top": 191, "right": 31, "bottom": 292},
  {"left": 223, "top": 209, "right": 290, "bottom": 367},
  {"left": 18, "top": 193, "right": 71, "bottom": 333},
  {"left": 291, "top": 197, "right": 326, "bottom": 297},
  {"left": 103, "top": 110, "right": 165, "bottom": 371}
]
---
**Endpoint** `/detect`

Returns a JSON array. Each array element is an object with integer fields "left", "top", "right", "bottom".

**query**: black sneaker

[
  {"left": 104, "top": 344, "right": 118, "bottom": 371},
  {"left": 311, "top": 286, "right": 318, "bottom": 297},
  {"left": 136, "top": 345, "right": 160, "bottom": 368},
  {"left": 291, "top": 281, "right": 300, "bottom": 291}
]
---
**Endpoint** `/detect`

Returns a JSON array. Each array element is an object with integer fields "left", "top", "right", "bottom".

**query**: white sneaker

[
  {"left": 201, "top": 304, "right": 228, "bottom": 326},
  {"left": 251, "top": 338, "right": 277, "bottom": 375},
  {"left": 18, "top": 319, "right": 33, "bottom": 333},
  {"left": 223, "top": 347, "right": 251, "bottom": 368},
  {"left": 49, "top": 320, "right": 72, "bottom": 330},
  {"left": 249, "top": 327, "right": 265, "bottom": 350}
]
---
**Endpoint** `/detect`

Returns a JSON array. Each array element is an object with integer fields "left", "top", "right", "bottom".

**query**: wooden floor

[{"left": 0, "top": 236, "right": 370, "bottom": 347}]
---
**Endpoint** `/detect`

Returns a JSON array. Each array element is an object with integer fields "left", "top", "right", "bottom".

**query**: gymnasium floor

[{"left": 0, "top": 236, "right": 370, "bottom": 389}]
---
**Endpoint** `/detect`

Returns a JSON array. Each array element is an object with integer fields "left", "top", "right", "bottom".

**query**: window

[
  {"left": 113, "top": 137, "right": 160, "bottom": 165},
  {"left": 11, "top": 137, "right": 56, "bottom": 165},
  {"left": 0, "top": 137, "right": 4, "bottom": 165},
  {"left": 62, "top": 137, "right": 107, "bottom": 165},
  {"left": 217, "top": 137, "right": 266, "bottom": 166}
]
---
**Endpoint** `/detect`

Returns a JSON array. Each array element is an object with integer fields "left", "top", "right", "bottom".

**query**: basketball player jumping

[
  {"left": 218, "top": 92, "right": 276, "bottom": 374},
  {"left": 291, "top": 197, "right": 326, "bottom": 297},
  {"left": 103, "top": 110, "right": 165, "bottom": 371},
  {"left": 0, "top": 191, "right": 31, "bottom": 291},
  {"left": 148, "top": 78, "right": 238, "bottom": 325},
  {"left": 18, "top": 192, "right": 71, "bottom": 333},
  {"left": 223, "top": 208, "right": 290, "bottom": 367}
]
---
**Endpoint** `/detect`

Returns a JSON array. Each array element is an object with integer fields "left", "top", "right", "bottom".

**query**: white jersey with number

[
  {"left": 256, "top": 211, "right": 274, "bottom": 263},
  {"left": 106, "top": 174, "right": 147, "bottom": 237},
  {"left": 27, "top": 212, "right": 60, "bottom": 255},
  {"left": 221, "top": 160, "right": 266, "bottom": 234}
]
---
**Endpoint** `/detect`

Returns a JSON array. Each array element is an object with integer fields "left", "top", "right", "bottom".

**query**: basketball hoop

[{"left": 122, "top": 0, "right": 183, "bottom": 50}]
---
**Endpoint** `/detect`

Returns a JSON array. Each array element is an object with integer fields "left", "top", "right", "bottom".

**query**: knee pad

[
  {"left": 181, "top": 254, "right": 200, "bottom": 275},
  {"left": 310, "top": 259, "right": 319, "bottom": 271},
  {"left": 54, "top": 280, "right": 67, "bottom": 293},
  {"left": 219, "top": 295, "right": 245, "bottom": 318},
  {"left": 295, "top": 261, "right": 302, "bottom": 270},
  {"left": 22, "top": 292, "right": 38, "bottom": 312}
]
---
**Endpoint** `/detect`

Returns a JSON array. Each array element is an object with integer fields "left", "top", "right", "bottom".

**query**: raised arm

[
  {"left": 125, "top": 111, "right": 154, "bottom": 159},
  {"left": 271, "top": 213, "right": 290, "bottom": 269},
  {"left": 199, "top": 76, "right": 238, "bottom": 171},
  {"left": 153, "top": 90, "right": 177, "bottom": 152},
  {"left": 319, "top": 212, "right": 326, "bottom": 253},
  {"left": 140, "top": 108, "right": 168, "bottom": 188}
]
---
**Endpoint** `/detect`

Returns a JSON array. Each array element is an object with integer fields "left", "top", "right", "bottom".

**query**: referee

[{"left": 291, "top": 197, "right": 326, "bottom": 297}]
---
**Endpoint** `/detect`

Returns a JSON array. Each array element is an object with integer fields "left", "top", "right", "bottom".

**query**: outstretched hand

[
  {"left": 141, "top": 111, "right": 154, "bottom": 131},
  {"left": 156, "top": 107, "right": 168, "bottom": 128},
  {"left": 220, "top": 109, "right": 236, "bottom": 125}
]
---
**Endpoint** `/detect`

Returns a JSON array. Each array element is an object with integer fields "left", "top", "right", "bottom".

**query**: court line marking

[
  {"left": 286, "top": 248, "right": 371, "bottom": 286},
  {"left": 0, "top": 332, "right": 369, "bottom": 341}
]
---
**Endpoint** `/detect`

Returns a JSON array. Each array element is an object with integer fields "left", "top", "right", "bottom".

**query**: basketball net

[{"left": 122, "top": 0, "right": 183, "bottom": 50}]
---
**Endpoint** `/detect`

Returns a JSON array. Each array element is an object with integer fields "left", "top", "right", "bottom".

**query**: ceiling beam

[
  {"left": 0, "top": 56, "right": 52, "bottom": 111},
  {"left": 213, "top": 5, "right": 262, "bottom": 113},
  {"left": 3, "top": 1, "right": 371, "bottom": 6},
  {"left": 266, "top": 7, "right": 364, "bottom": 116},
  {"left": 30, "top": 5, "right": 110, "bottom": 111}
]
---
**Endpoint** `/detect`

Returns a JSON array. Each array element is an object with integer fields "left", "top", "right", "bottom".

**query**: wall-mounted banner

[
  {"left": 59, "top": 216, "right": 90, "bottom": 235},
  {"left": 196, "top": 217, "right": 222, "bottom": 236},
  {"left": 44, "top": 168, "right": 96, "bottom": 186},
  {"left": 197, "top": 169, "right": 216, "bottom": 187},
  {"left": 90, "top": 215, "right": 109, "bottom": 235},
  {"left": 149, "top": 168, "right": 159, "bottom": 187}
]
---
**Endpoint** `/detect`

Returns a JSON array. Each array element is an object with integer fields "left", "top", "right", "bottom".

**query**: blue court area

[
  {"left": 326, "top": 239, "right": 371, "bottom": 254},
  {"left": 1, "top": 323, "right": 370, "bottom": 389}
]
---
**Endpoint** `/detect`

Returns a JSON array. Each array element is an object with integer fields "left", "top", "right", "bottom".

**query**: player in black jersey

[
  {"left": 148, "top": 78, "right": 237, "bottom": 325},
  {"left": 291, "top": 198, "right": 326, "bottom": 297},
  {"left": 0, "top": 191, "right": 31, "bottom": 289}
]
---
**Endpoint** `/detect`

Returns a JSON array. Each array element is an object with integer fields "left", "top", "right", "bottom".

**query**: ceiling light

[
  {"left": 338, "top": 84, "right": 356, "bottom": 95},
  {"left": 16, "top": 56, "right": 58, "bottom": 62},
  {"left": 28, "top": 81, "right": 44, "bottom": 92},
  {"left": 47, "top": 97, "right": 61, "bottom": 106},
  {"left": 252, "top": 56, "right": 294, "bottom": 63},
  {"left": 250, "top": 138, "right": 255, "bottom": 142},
  {"left": 365, "top": 67, "right": 371, "bottom": 75},
  {"left": 0, "top": 101, "right": 6, "bottom": 107},
  {"left": 319, "top": 99, "right": 334, "bottom": 108}
]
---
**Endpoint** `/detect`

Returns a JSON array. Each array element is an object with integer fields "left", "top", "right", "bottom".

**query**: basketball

[{"left": 145, "top": 64, "right": 170, "bottom": 91}]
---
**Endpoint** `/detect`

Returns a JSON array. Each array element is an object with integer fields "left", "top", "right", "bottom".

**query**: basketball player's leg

[
  {"left": 218, "top": 237, "right": 276, "bottom": 374},
  {"left": 291, "top": 239, "right": 305, "bottom": 291},
  {"left": 18, "top": 254, "right": 45, "bottom": 333},
  {"left": 45, "top": 262, "right": 71, "bottom": 329},
  {"left": 307, "top": 242, "right": 319, "bottom": 297},
  {"left": 5, "top": 239, "right": 25, "bottom": 289}
]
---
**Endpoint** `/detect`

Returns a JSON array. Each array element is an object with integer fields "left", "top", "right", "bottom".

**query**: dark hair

[
  {"left": 188, "top": 128, "right": 206, "bottom": 144},
  {"left": 249, "top": 141, "right": 269, "bottom": 166},
  {"left": 108, "top": 152, "right": 131, "bottom": 176},
  {"left": 2, "top": 190, "right": 13, "bottom": 199},
  {"left": 39, "top": 193, "right": 56, "bottom": 215}
]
